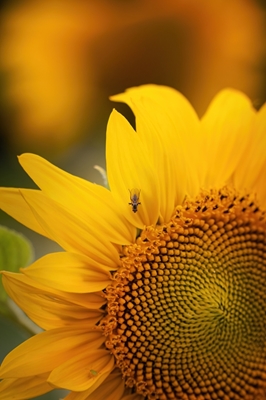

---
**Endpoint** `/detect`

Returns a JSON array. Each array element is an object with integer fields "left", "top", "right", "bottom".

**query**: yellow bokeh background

[
  {"left": 0, "top": 0, "right": 266, "bottom": 259},
  {"left": 0, "top": 5, "right": 265, "bottom": 398},
  {"left": 1, "top": 0, "right": 265, "bottom": 154}
]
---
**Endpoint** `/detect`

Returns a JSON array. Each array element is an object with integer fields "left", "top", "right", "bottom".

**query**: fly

[{"left": 129, "top": 188, "right": 141, "bottom": 213}]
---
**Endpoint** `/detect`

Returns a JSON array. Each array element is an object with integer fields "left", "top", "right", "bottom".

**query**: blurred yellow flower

[
  {"left": 0, "top": 85, "right": 266, "bottom": 399},
  {"left": 1, "top": 0, "right": 265, "bottom": 152}
]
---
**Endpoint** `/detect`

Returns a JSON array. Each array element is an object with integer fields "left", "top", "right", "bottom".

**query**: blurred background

[
  {"left": 0, "top": 0, "right": 266, "bottom": 398},
  {"left": 1, "top": 0, "right": 266, "bottom": 201}
]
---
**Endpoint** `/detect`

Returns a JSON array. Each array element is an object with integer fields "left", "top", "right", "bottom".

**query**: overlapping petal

[
  {"left": 19, "top": 189, "right": 119, "bottom": 269},
  {"left": 110, "top": 84, "right": 201, "bottom": 222},
  {"left": 18, "top": 153, "right": 136, "bottom": 245},
  {"left": 1, "top": 272, "right": 105, "bottom": 329},
  {"left": 0, "top": 188, "right": 48, "bottom": 237},
  {"left": 2, "top": 270, "right": 106, "bottom": 310},
  {"left": 0, "top": 328, "right": 105, "bottom": 379},
  {"left": 0, "top": 374, "right": 53, "bottom": 400},
  {"left": 48, "top": 349, "right": 114, "bottom": 391},
  {"left": 0, "top": 84, "right": 265, "bottom": 400},
  {"left": 21, "top": 252, "right": 111, "bottom": 293},
  {"left": 106, "top": 110, "right": 160, "bottom": 228},
  {"left": 200, "top": 89, "right": 255, "bottom": 189},
  {"left": 64, "top": 369, "right": 125, "bottom": 400},
  {"left": 233, "top": 103, "right": 266, "bottom": 208}
]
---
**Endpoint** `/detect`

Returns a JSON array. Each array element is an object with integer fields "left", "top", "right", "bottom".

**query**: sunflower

[{"left": 0, "top": 85, "right": 266, "bottom": 400}]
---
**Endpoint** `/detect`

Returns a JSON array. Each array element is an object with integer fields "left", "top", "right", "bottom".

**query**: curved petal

[
  {"left": 1, "top": 272, "right": 105, "bottom": 330},
  {"left": 63, "top": 370, "right": 111, "bottom": 400},
  {"left": 110, "top": 84, "right": 199, "bottom": 148},
  {"left": 19, "top": 189, "right": 119, "bottom": 269},
  {"left": 111, "top": 84, "right": 200, "bottom": 222},
  {"left": 0, "top": 374, "right": 53, "bottom": 400},
  {"left": 64, "top": 369, "right": 125, "bottom": 400},
  {"left": 106, "top": 110, "right": 160, "bottom": 228},
  {"left": 0, "top": 188, "right": 48, "bottom": 237},
  {"left": 21, "top": 252, "right": 111, "bottom": 293},
  {"left": 48, "top": 349, "right": 114, "bottom": 391},
  {"left": 200, "top": 89, "right": 255, "bottom": 189},
  {"left": 233, "top": 103, "right": 266, "bottom": 209},
  {"left": 18, "top": 153, "right": 135, "bottom": 245},
  {"left": 0, "top": 327, "right": 105, "bottom": 379}
]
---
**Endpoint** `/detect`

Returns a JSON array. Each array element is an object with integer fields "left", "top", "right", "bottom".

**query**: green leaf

[{"left": 0, "top": 225, "right": 34, "bottom": 307}]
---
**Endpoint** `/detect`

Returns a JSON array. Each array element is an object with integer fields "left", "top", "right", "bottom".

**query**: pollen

[{"left": 103, "top": 188, "right": 266, "bottom": 400}]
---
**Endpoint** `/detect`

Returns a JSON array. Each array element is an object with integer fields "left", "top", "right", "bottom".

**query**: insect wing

[
  {"left": 129, "top": 188, "right": 141, "bottom": 213},
  {"left": 129, "top": 188, "right": 141, "bottom": 203}
]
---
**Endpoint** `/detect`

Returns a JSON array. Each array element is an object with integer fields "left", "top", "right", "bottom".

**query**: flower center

[{"left": 103, "top": 188, "right": 266, "bottom": 400}]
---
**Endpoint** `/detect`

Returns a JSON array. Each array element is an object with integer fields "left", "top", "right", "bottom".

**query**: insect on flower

[{"left": 129, "top": 188, "right": 141, "bottom": 213}]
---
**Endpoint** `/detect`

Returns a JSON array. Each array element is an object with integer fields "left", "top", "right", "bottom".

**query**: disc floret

[{"left": 103, "top": 189, "right": 266, "bottom": 400}]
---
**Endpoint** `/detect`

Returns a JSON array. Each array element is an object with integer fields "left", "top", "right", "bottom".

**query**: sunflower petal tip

[
  {"left": 108, "top": 108, "right": 122, "bottom": 122},
  {"left": 111, "top": 108, "right": 118, "bottom": 114},
  {"left": 17, "top": 152, "right": 37, "bottom": 166}
]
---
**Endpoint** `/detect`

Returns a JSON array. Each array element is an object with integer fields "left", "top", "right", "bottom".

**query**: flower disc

[{"left": 104, "top": 189, "right": 266, "bottom": 400}]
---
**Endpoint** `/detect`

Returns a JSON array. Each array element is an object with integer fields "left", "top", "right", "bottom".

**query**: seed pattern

[{"left": 103, "top": 188, "right": 266, "bottom": 400}]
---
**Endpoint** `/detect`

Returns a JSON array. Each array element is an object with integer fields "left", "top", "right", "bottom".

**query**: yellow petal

[
  {"left": 110, "top": 84, "right": 199, "bottom": 140},
  {"left": 233, "top": 103, "right": 266, "bottom": 208},
  {"left": 0, "top": 188, "right": 48, "bottom": 237},
  {"left": 200, "top": 89, "right": 255, "bottom": 189},
  {"left": 2, "top": 270, "right": 105, "bottom": 310},
  {"left": 64, "top": 370, "right": 111, "bottom": 400},
  {"left": 106, "top": 109, "right": 160, "bottom": 227},
  {"left": 126, "top": 98, "right": 181, "bottom": 221},
  {"left": 19, "top": 189, "right": 119, "bottom": 269},
  {"left": 21, "top": 252, "right": 111, "bottom": 293},
  {"left": 2, "top": 272, "right": 104, "bottom": 330},
  {"left": 0, "top": 374, "right": 53, "bottom": 400},
  {"left": 64, "top": 369, "right": 125, "bottom": 400},
  {"left": 0, "top": 327, "right": 104, "bottom": 378},
  {"left": 48, "top": 349, "right": 114, "bottom": 391},
  {"left": 111, "top": 84, "right": 200, "bottom": 222},
  {"left": 19, "top": 153, "right": 135, "bottom": 244}
]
